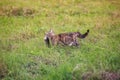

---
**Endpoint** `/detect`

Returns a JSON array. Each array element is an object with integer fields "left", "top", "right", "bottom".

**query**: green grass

[{"left": 0, "top": 0, "right": 120, "bottom": 80}]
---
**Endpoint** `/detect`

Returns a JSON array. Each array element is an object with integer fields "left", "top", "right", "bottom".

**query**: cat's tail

[
  {"left": 78, "top": 29, "right": 89, "bottom": 38},
  {"left": 44, "top": 36, "right": 50, "bottom": 47}
]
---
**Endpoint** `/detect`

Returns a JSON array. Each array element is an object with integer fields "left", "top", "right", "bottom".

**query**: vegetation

[{"left": 0, "top": 0, "right": 120, "bottom": 80}]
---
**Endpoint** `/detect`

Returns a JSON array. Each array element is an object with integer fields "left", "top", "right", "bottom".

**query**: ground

[{"left": 0, "top": 0, "right": 120, "bottom": 80}]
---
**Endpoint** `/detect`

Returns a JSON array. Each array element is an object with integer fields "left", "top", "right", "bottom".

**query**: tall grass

[{"left": 0, "top": 0, "right": 120, "bottom": 80}]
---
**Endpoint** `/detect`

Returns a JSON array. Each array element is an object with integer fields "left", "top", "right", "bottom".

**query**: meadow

[{"left": 0, "top": 0, "right": 120, "bottom": 80}]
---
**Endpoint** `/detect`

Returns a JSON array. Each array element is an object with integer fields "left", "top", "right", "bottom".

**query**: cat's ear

[{"left": 50, "top": 29, "right": 53, "bottom": 32}]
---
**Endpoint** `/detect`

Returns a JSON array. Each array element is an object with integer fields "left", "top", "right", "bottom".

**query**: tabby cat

[{"left": 44, "top": 29, "right": 89, "bottom": 47}]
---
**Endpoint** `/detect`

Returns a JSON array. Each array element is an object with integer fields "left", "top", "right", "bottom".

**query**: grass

[{"left": 0, "top": 0, "right": 120, "bottom": 80}]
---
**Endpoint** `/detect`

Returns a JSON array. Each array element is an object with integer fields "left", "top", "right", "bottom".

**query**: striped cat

[{"left": 44, "top": 29, "right": 89, "bottom": 47}]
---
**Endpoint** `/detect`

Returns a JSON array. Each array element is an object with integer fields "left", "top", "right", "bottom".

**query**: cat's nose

[{"left": 44, "top": 36, "right": 47, "bottom": 40}]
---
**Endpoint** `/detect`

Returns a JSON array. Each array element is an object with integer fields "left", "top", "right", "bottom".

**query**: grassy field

[{"left": 0, "top": 0, "right": 120, "bottom": 80}]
